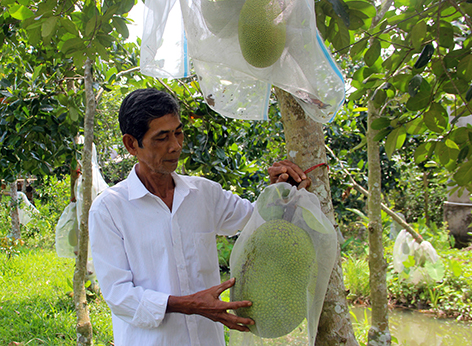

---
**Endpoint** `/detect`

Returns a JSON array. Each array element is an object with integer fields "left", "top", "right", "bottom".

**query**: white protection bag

[
  {"left": 55, "top": 144, "right": 108, "bottom": 259},
  {"left": 393, "top": 230, "right": 441, "bottom": 284},
  {"left": 228, "top": 183, "right": 337, "bottom": 345},
  {"left": 140, "top": 0, "right": 345, "bottom": 123}
]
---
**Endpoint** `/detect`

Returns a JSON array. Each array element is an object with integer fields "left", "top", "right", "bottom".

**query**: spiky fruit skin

[
  {"left": 230, "top": 219, "right": 317, "bottom": 338},
  {"left": 238, "top": 0, "right": 287, "bottom": 68}
]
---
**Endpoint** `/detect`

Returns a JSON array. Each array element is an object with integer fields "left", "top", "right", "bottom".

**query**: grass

[{"left": 0, "top": 247, "right": 113, "bottom": 345}]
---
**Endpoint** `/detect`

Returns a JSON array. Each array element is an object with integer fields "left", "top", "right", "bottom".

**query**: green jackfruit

[
  {"left": 238, "top": 0, "right": 287, "bottom": 68},
  {"left": 230, "top": 219, "right": 317, "bottom": 338},
  {"left": 414, "top": 44, "right": 435, "bottom": 69},
  {"left": 201, "top": 0, "right": 246, "bottom": 38}
]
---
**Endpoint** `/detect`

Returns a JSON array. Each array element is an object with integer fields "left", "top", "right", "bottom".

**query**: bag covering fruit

[
  {"left": 140, "top": 0, "right": 345, "bottom": 123},
  {"left": 229, "top": 183, "right": 337, "bottom": 344}
]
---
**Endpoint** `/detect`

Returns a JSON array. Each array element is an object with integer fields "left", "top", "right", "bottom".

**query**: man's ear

[{"left": 122, "top": 134, "right": 139, "bottom": 156}]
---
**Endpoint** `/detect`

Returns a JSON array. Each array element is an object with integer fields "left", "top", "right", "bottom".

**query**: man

[{"left": 89, "top": 88, "right": 308, "bottom": 345}]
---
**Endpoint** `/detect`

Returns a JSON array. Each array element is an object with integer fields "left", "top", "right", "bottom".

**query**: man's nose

[{"left": 168, "top": 134, "right": 182, "bottom": 152}]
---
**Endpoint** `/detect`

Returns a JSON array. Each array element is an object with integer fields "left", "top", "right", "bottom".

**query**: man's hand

[
  {"left": 268, "top": 160, "right": 311, "bottom": 189},
  {"left": 166, "top": 278, "right": 254, "bottom": 332}
]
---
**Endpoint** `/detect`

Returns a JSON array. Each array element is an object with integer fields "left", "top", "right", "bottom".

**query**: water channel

[{"left": 350, "top": 306, "right": 472, "bottom": 346}]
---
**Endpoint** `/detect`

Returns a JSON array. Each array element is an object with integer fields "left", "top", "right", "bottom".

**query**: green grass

[{"left": 0, "top": 247, "right": 113, "bottom": 345}]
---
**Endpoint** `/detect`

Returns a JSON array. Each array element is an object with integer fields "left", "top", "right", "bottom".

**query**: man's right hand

[{"left": 166, "top": 278, "right": 254, "bottom": 332}]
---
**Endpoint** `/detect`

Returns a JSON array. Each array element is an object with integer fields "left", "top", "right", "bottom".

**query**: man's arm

[{"left": 167, "top": 278, "right": 254, "bottom": 332}]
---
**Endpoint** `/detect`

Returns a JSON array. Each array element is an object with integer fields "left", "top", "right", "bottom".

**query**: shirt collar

[{"left": 127, "top": 164, "right": 198, "bottom": 201}]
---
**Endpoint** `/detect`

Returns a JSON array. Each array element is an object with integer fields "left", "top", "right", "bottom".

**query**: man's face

[{"left": 129, "top": 113, "right": 184, "bottom": 176}]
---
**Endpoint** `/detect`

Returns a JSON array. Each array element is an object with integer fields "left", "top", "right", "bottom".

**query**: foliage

[
  {"left": 0, "top": 247, "right": 113, "bottom": 345},
  {"left": 0, "top": 176, "right": 70, "bottom": 248},
  {"left": 343, "top": 254, "right": 371, "bottom": 301},
  {"left": 341, "top": 219, "right": 472, "bottom": 320},
  {"left": 94, "top": 73, "right": 287, "bottom": 201},
  {"left": 0, "top": 0, "right": 137, "bottom": 183},
  {"left": 317, "top": 0, "right": 472, "bottom": 195}
]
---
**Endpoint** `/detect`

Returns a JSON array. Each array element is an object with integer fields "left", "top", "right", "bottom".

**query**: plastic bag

[
  {"left": 55, "top": 144, "right": 108, "bottom": 259},
  {"left": 140, "top": 0, "right": 345, "bottom": 123},
  {"left": 55, "top": 202, "right": 79, "bottom": 258},
  {"left": 229, "top": 183, "right": 337, "bottom": 345},
  {"left": 393, "top": 230, "right": 441, "bottom": 284},
  {"left": 17, "top": 191, "right": 39, "bottom": 225}
]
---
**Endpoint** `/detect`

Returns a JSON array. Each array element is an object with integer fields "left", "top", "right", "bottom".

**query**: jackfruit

[
  {"left": 201, "top": 0, "right": 246, "bottom": 38},
  {"left": 230, "top": 219, "right": 317, "bottom": 338},
  {"left": 238, "top": 0, "right": 287, "bottom": 68}
]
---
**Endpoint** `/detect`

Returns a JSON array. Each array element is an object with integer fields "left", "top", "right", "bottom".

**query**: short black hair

[{"left": 118, "top": 88, "right": 180, "bottom": 147}]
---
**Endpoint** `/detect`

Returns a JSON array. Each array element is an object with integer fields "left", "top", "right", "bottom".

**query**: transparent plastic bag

[
  {"left": 55, "top": 202, "right": 79, "bottom": 258},
  {"left": 56, "top": 144, "right": 108, "bottom": 259},
  {"left": 229, "top": 183, "right": 337, "bottom": 345},
  {"left": 393, "top": 230, "right": 441, "bottom": 284},
  {"left": 140, "top": 0, "right": 345, "bottom": 123},
  {"left": 17, "top": 191, "right": 39, "bottom": 225}
]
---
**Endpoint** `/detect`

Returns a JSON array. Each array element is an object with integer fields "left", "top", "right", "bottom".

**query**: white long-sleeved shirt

[{"left": 89, "top": 166, "right": 253, "bottom": 345}]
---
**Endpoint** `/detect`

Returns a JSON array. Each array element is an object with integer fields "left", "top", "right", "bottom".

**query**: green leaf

[
  {"left": 9, "top": 4, "right": 35, "bottom": 20},
  {"left": 408, "top": 74, "right": 423, "bottom": 97},
  {"left": 425, "top": 260, "right": 445, "bottom": 282},
  {"left": 458, "top": 55, "right": 472, "bottom": 81},
  {"left": 371, "top": 117, "right": 391, "bottom": 130},
  {"left": 327, "top": 0, "right": 350, "bottom": 27},
  {"left": 385, "top": 126, "right": 406, "bottom": 159},
  {"left": 403, "top": 255, "right": 416, "bottom": 269},
  {"left": 31, "top": 65, "right": 43, "bottom": 81},
  {"left": 415, "top": 141, "right": 435, "bottom": 164},
  {"left": 345, "top": 0, "right": 376, "bottom": 17},
  {"left": 373, "top": 89, "right": 387, "bottom": 107},
  {"left": 85, "top": 16, "right": 99, "bottom": 37},
  {"left": 60, "top": 37, "right": 85, "bottom": 55},
  {"left": 411, "top": 21, "right": 427, "bottom": 50},
  {"left": 300, "top": 206, "right": 331, "bottom": 234},
  {"left": 406, "top": 117, "right": 426, "bottom": 135},
  {"left": 350, "top": 38, "right": 367, "bottom": 58},
  {"left": 364, "top": 39, "right": 381, "bottom": 67},
  {"left": 435, "top": 140, "right": 459, "bottom": 168},
  {"left": 406, "top": 78, "right": 431, "bottom": 111},
  {"left": 41, "top": 16, "right": 58, "bottom": 38},
  {"left": 453, "top": 160, "right": 472, "bottom": 186},
  {"left": 60, "top": 17, "right": 80, "bottom": 36},
  {"left": 438, "top": 21, "right": 454, "bottom": 48},
  {"left": 424, "top": 103, "right": 447, "bottom": 133},
  {"left": 448, "top": 259, "right": 462, "bottom": 277},
  {"left": 112, "top": 17, "right": 129, "bottom": 39},
  {"left": 70, "top": 107, "right": 79, "bottom": 122},
  {"left": 373, "top": 128, "right": 391, "bottom": 142},
  {"left": 445, "top": 138, "right": 460, "bottom": 150},
  {"left": 442, "top": 78, "right": 469, "bottom": 94}
]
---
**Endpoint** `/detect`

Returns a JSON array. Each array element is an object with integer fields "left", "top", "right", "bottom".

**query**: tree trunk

[
  {"left": 9, "top": 181, "right": 21, "bottom": 239},
  {"left": 366, "top": 100, "right": 391, "bottom": 346},
  {"left": 275, "top": 88, "right": 358, "bottom": 346},
  {"left": 73, "top": 57, "right": 95, "bottom": 346}
]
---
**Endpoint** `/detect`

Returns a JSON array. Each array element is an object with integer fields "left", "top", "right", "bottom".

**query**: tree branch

[{"left": 325, "top": 145, "right": 424, "bottom": 244}]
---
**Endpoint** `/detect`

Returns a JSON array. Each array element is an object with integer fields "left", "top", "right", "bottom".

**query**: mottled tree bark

[
  {"left": 73, "top": 57, "right": 94, "bottom": 346},
  {"left": 366, "top": 100, "right": 391, "bottom": 346},
  {"left": 275, "top": 88, "right": 358, "bottom": 346},
  {"left": 9, "top": 181, "right": 21, "bottom": 239}
]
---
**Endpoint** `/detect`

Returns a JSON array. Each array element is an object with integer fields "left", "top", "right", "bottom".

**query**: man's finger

[{"left": 215, "top": 278, "right": 235, "bottom": 296}]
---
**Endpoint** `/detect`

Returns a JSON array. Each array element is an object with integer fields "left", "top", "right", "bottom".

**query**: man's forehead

[{"left": 148, "top": 114, "right": 182, "bottom": 132}]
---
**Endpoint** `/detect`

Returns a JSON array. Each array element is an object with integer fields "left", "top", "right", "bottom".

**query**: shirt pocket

[{"left": 194, "top": 232, "right": 219, "bottom": 275}]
